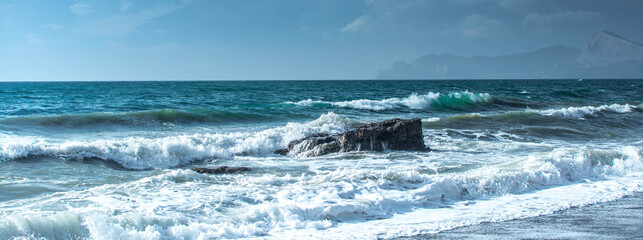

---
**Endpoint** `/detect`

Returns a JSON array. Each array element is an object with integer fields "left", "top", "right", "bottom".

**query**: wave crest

[
  {"left": 287, "top": 91, "right": 493, "bottom": 111},
  {"left": 423, "top": 103, "right": 640, "bottom": 125},
  {"left": 532, "top": 103, "right": 637, "bottom": 119},
  {"left": 0, "top": 113, "right": 348, "bottom": 170}
]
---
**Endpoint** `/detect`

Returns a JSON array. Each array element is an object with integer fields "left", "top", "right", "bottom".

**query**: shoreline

[{"left": 394, "top": 191, "right": 643, "bottom": 239}]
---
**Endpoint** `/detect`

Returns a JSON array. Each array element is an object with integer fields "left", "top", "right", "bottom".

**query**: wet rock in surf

[
  {"left": 276, "top": 118, "right": 429, "bottom": 157},
  {"left": 192, "top": 166, "right": 250, "bottom": 174}
]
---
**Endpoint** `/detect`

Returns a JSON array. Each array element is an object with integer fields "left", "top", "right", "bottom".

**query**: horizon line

[{"left": 1, "top": 78, "right": 642, "bottom": 83}]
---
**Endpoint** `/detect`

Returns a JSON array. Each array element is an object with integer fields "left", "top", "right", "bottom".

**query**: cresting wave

[
  {"left": 532, "top": 103, "right": 642, "bottom": 118},
  {"left": 0, "top": 113, "right": 349, "bottom": 170},
  {"left": 424, "top": 103, "right": 641, "bottom": 124},
  {"left": 286, "top": 91, "right": 494, "bottom": 111},
  {"left": 2, "top": 103, "right": 638, "bottom": 170},
  {"left": 1, "top": 146, "right": 641, "bottom": 239}
]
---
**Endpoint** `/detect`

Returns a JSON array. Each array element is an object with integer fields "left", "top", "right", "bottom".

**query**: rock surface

[
  {"left": 276, "top": 118, "right": 428, "bottom": 157},
  {"left": 192, "top": 166, "right": 250, "bottom": 174}
]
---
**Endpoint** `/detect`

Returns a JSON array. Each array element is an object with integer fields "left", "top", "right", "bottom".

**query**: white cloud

[
  {"left": 461, "top": 13, "right": 505, "bottom": 38},
  {"left": 523, "top": 10, "right": 601, "bottom": 33},
  {"left": 120, "top": 2, "right": 133, "bottom": 12},
  {"left": 341, "top": 16, "right": 370, "bottom": 33},
  {"left": 42, "top": 23, "right": 62, "bottom": 31},
  {"left": 154, "top": 29, "right": 167, "bottom": 34},
  {"left": 70, "top": 2, "right": 93, "bottom": 15}
]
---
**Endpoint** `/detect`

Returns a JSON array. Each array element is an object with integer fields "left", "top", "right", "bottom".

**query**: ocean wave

[
  {"left": 0, "top": 113, "right": 348, "bottom": 170},
  {"left": 532, "top": 103, "right": 639, "bottom": 119},
  {"left": 423, "top": 103, "right": 640, "bottom": 125},
  {"left": 286, "top": 91, "right": 494, "bottom": 111},
  {"left": 420, "top": 103, "right": 642, "bottom": 142},
  {"left": 0, "top": 108, "right": 278, "bottom": 128},
  {"left": 206, "top": 146, "right": 643, "bottom": 238},
  {"left": 1, "top": 146, "right": 640, "bottom": 239}
]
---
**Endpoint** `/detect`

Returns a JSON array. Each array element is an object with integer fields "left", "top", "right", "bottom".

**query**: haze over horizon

[{"left": 1, "top": 0, "right": 643, "bottom": 81}]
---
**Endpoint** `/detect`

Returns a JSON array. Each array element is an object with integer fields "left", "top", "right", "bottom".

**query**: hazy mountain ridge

[
  {"left": 577, "top": 31, "right": 643, "bottom": 67},
  {"left": 379, "top": 31, "right": 643, "bottom": 79}
]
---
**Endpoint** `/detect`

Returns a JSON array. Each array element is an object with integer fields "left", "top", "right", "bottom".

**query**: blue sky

[{"left": 1, "top": 0, "right": 642, "bottom": 80}]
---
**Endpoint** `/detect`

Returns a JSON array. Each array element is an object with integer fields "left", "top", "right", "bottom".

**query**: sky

[{"left": 1, "top": 0, "right": 642, "bottom": 81}]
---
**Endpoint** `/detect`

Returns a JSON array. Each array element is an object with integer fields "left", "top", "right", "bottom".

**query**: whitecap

[
  {"left": 0, "top": 113, "right": 349, "bottom": 170},
  {"left": 286, "top": 91, "right": 493, "bottom": 111},
  {"left": 533, "top": 103, "right": 634, "bottom": 119}
]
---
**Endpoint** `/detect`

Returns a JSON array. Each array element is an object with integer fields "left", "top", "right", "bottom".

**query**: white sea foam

[
  {"left": 1, "top": 145, "right": 640, "bottom": 239},
  {"left": 284, "top": 99, "right": 326, "bottom": 106},
  {"left": 0, "top": 113, "right": 348, "bottom": 170},
  {"left": 422, "top": 117, "right": 441, "bottom": 122},
  {"left": 423, "top": 128, "right": 547, "bottom": 153},
  {"left": 533, "top": 103, "right": 635, "bottom": 119},
  {"left": 287, "top": 91, "right": 493, "bottom": 111},
  {"left": 0, "top": 212, "right": 87, "bottom": 239}
]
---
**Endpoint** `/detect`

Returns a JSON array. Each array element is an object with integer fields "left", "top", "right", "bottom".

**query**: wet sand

[{"left": 396, "top": 192, "right": 643, "bottom": 240}]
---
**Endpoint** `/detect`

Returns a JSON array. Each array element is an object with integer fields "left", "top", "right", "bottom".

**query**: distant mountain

[
  {"left": 577, "top": 31, "right": 643, "bottom": 66},
  {"left": 379, "top": 31, "right": 643, "bottom": 79}
]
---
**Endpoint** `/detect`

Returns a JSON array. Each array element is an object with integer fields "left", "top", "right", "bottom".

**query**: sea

[{"left": 0, "top": 80, "right": 641, "bottom": 239}]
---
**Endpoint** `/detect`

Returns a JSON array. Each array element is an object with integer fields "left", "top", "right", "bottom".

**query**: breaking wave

[
  {"left": 1, "top": 146, "right": 640, "bottom": 239},
  {"left": 531, "top": 103, "right": 641, "bottom": 119},
  {"left": 0, "top": 113, "right": 348, "bottom": 170},
  {"left": 424, "top": 103, "right": 640, "bottom": 124},
  {"left": 421, "top": 103, "right": 642, "bottom": 140},
  {"left": 286, "top": 91, "right": 494, "bottom": 111}
]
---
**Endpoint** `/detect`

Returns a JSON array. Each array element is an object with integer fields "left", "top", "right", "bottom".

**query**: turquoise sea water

[{"left": 0, "top": 80, "right": 642, "bottom": 239}]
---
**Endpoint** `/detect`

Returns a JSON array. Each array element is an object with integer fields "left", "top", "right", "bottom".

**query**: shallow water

[
  {"left": 397, "top": 192, "right": 643, "bottom": 239},
  {"left": 0, "top": 80, "right": 641, "bottom": 239}
]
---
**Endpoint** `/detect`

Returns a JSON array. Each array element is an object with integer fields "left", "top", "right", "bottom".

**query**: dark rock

[
  {"left": 273, "top": 148, "right": 289, "bottom": 155},
  {"left": 191, "top": 166, "right": 251, "bottom": 174},
  {"left": 342, "top": 118, "right": 427, "bottom": 152},
  {"left": 275, "top": 118, "right": 429, "bottom": 157}
]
